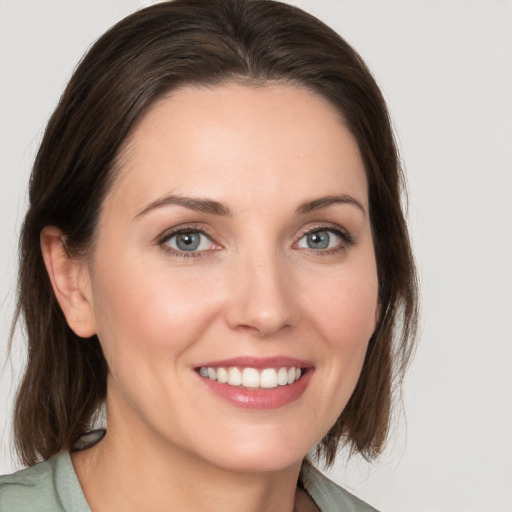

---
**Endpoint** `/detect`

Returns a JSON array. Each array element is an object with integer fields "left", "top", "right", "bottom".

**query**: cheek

[
  {"left": 307, "top": 262, "right": 378, "bottom": 350},
  {"left": 89, "top": 253, "right": 221, "bottom": 373},
  {"left": 301, "top": 256, "right": 379, "bottom": 410}
]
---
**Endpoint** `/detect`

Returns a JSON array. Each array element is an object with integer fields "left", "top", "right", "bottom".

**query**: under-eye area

[{"left": 197, "top": 366, "right": 306, "bottom": 389}]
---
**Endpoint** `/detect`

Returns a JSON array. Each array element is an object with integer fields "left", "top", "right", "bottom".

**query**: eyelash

[
  {"left": 295, "top": 223, "right": 355, "bottom": 256},
  {"left": 158, "top": 225, "right": 216, "bottom": 259},
  {"left": 157, "top": 223, "right": 354, "bottom": 259}
]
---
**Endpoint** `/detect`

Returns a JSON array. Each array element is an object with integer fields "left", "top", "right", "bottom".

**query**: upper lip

[{"left": 195, "top": 356, "right": 313, "bottom": 370}]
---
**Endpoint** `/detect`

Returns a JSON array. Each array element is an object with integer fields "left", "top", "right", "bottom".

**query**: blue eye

[
  {"left": 164, "top": 231, "right": 214, "bottom": 252},
  {"left": 297, "top": 229, "right": 343, "bottom": 250}
]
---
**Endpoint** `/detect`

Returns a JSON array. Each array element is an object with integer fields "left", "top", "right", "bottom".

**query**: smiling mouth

[{"left": 197, "top": 366, "right": 304, "bottom": 389}]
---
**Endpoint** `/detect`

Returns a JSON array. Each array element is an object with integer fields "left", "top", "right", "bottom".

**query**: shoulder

[
  {"left": 301, "top": 462, "right": 380, "bottom": 512},
  {"left": 0, "top": 452, "right": 89, "bottom": 512},
  {"left": 0, "top": 455, "right": 63, "bottom": 512}
]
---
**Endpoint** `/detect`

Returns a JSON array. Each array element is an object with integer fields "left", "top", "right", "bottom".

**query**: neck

[{"left": 71, "top": 406, "right": 304, "bottom": 512}]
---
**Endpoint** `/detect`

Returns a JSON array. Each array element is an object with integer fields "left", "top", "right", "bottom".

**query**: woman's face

[{"left": 80, "top": 83, "right": 378, "bottom": 472}]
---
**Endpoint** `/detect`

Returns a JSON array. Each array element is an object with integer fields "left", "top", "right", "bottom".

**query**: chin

[
  {"left": 192, "top": 428, "right": 318, "bottom": 474},
  {"left": 209, "top": 450, "right": 305, "bottom": 474}
]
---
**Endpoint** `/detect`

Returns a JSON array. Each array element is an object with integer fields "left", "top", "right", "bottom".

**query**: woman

[{"left": 0, "top": 0, "right": 418, "bottom": 510}]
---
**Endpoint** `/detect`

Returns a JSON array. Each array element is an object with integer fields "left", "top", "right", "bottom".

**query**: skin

[{"left": 42, "top": 83, "right": 379, "bottom": 512}]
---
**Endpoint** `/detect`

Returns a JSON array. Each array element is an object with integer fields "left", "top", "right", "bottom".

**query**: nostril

[{"left": 223, "top": 263, "right": 298, "bottom": 336}]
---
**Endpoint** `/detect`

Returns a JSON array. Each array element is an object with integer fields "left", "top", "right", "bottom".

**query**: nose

[{"left": 224, "top": 251, "right": 298, "bottom": 337}]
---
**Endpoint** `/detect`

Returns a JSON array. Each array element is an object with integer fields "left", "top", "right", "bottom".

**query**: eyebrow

[
  {"left": 135, "top": 195, "right": 232, "bottom": 218},
  {"left": 135, "top": 192, "right": 365, "bottom": 219},
  {"left": 296, "top": 194, "right": 366, "bottom": 215}
]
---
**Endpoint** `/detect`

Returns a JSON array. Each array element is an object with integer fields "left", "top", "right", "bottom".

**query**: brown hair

[{"left": 12, "top": 0, "right": 418, "bottom": 467}]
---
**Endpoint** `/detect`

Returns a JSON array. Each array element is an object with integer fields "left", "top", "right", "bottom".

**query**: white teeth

[
  {"left": 199, "top": 366, "right": 303, "bottom": 389},
  {"left": 242, "top": 368, "right": 260, "bottom": 388},
  {"left": 217, "top": 367, "right": 228, "bottom": 383},
  {"left": 260, "top": 368, "right": 278, "bottom": 388},
  {"left": 277, "top": 367, "right": 289, "bottom": 386},
  {"left": 227, "top": 367, "right": 242, "bottom": 386}
]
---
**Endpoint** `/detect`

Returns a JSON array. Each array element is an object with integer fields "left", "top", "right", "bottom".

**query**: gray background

[{"left": 1, "top": 1, "right": 511, "bottom": 510}]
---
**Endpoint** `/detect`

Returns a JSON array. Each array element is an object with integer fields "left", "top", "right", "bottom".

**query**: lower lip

[{"left": 197, "top": 370, "right": 313, "bottom": 410}]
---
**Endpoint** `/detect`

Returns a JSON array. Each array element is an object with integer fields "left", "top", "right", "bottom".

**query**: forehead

[{"left": 104, "top": 82, "right": 368, "bottom": 216}]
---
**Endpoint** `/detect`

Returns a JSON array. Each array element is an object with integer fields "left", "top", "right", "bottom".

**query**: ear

[{"left": 40, "top": 226, "right": 97, "bottom": 338}]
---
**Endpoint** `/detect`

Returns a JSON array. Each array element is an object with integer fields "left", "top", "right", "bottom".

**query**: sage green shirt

[{"left": 0, "top": 453, "right": 378, "bottom": 511}]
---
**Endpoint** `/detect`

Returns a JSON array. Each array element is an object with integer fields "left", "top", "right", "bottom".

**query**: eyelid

[
  {"left": 293, "top": 223, "right": 355, "bottom": 251},
  {"left": 157, "top": 224, "right": 221, "bottom": 257},
  {"left": 296, "top": 223, "right": 354, "bottom": 242},
  {"left": 155, "top": 222, "right": 354, "bottom": 259}
]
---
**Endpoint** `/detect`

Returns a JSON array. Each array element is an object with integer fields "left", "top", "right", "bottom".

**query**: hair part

[{"left": 12, "top": 0, "right": 418, "bottom": 467}]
